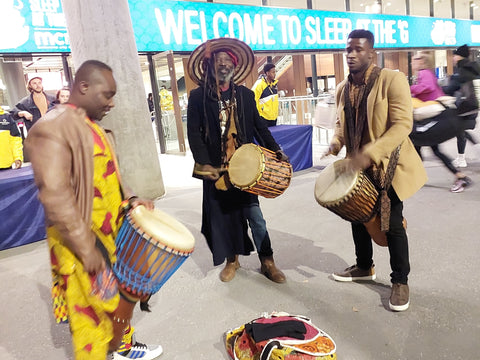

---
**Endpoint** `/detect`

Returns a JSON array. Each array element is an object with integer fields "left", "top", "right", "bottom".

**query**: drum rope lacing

[{"left": 113, "top": 214, "right": 191, "bottom": 296}]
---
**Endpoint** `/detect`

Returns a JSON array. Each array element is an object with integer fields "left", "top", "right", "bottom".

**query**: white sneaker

[
  {"left": 452, "top": 157, "right": 467, "bottom": 168},
  {"left": 113, "top": 341, "right": 163, "bottom": 359}
]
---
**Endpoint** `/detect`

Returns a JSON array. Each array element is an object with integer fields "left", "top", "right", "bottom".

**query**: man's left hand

[
  {"left": 276, "top": 150, "right": 289, "bottom": 162},
  {"left": 130, "top": 197, "right": 154, "bottom": 210},
  {"left": 13, "top": 160, "right": 22, "bottom": 169}
]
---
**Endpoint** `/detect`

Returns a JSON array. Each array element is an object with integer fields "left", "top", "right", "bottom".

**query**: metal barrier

[
  {"left": 278, "top": 94, "right": 333, "bottom": 124},
  {"left": 278, "top": 94, "right": 336, "bottom": 145}
]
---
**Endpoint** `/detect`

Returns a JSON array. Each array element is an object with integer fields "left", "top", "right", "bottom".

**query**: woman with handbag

[{"left": 410, "top": 51, "right": 472, "bottom": 193}]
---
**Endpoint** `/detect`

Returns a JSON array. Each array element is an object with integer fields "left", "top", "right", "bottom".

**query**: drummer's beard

[{"left": 215, "top": 65, "right": 234, "bottom": 87}]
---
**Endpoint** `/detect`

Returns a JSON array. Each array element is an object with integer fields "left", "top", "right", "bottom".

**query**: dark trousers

[
  {"left": 415, "top": 145, "right": 458, "bottom": 175},
  {"left": 457, "top": 130, "right": 478, "bottom": 154},
  {"left": 351, "top": 187, "right": 410, "bottom": 284},
  {"left": 261, "top": 116, "right": 277, "bottom": 127}
]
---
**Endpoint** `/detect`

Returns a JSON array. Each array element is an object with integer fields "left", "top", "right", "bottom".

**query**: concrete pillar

[
  {"left": 292, "top": 55, "right": 307, "bottom": 124},
  {"left": 182, "top": 58, "right": 197, "bottom": 97},
  {"left": 446, "top": 50, "right": 454, "bottom": 75},
  {"left": 333, "top": 53, "right": 345, "bottom": 86},
  {"left": 0, "top": 60, "right": 28, "bottom": 108},
  {"left": 61, "top": 0, "right": 164, "bottom": 199},
  {"left": 398, "top": 52, "right": 409, "bottom": 76},
  {"left": 244, "top": 56, "right": 259, "bottom": 89}
]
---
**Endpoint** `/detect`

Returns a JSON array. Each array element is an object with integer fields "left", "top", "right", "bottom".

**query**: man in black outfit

[
  {"left": 443, "top": 44, "right": 480, "bottom": 169},
  {"left": 187, "top": 38, "right": 288, "bottom": 283}
]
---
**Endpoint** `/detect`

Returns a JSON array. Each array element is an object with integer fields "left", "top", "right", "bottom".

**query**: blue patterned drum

[{"left": 113, "top": 206, "right": 195, "bottom": 298}]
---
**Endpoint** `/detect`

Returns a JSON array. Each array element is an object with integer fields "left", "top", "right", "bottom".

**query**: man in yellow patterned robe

[{"left": 26, "top": 60, "right": 163, "bottom": 360}]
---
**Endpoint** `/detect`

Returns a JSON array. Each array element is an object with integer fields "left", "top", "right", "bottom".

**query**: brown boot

[
  {"left": 260, "top": 256, "right": 286, "bottom": 283},
  {"left": 219, "top": 255, "right": 240, "bottom": 282}
]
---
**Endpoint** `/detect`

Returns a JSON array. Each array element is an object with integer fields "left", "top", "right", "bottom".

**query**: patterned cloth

[{"left": 49, "top": 118, "right": 124, "bottom": 359}]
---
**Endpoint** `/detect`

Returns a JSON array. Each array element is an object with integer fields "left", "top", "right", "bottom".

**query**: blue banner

[
  {"left": 1, "top": 0, "right": 480, "bottom": 54},
  {"left": 0, "top": 0, "right": 68, "bottom": 53},
  {"left": 129, "top": 0, "right": 480, "bottom": 52}
]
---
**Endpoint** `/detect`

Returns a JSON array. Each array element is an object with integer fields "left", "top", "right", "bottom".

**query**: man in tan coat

[{"left": 324, "top": 30, "right": 427, "bottom": 311}]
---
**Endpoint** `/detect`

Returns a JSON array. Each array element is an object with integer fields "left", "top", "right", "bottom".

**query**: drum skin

[
  {"left": 228, "top": 143, "right": 292, "bottom": 198},
  {"left": 315, "top": 159, "right": 378, "bottom": 223},
  {"left": 113, "top": 206, "right": 195, "bottom": 297}
]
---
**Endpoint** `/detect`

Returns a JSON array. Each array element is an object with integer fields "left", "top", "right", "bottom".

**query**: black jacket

[
  {"left": 11, "top": 92, "right": 55, "bottom": 130},
  {"left": 443, "top": 58, "right": 480, "bottom": 96},
  {"left": 187, "top": 84, "right": 280, "bottom": 167}
]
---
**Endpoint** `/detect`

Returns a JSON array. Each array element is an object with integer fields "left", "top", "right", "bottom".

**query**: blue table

[
  {"left": 0, "top": 165, "right": 46, "bottom": 250},
  {"left": 269, "top": 124, "right": 313, "bottom": 172}
]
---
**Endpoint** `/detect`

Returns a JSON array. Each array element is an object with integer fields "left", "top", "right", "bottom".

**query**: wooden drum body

[
  {"left": 113, "top": 206, "right": 195, "bottom": 298},
  {"left": 314, "top": 159, "right": 378, "bottom": 223},
  {"left": 228, "top": 144, "right": 292, "bottom": 199}
]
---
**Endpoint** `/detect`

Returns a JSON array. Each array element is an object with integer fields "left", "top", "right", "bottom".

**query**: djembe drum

[
  {"left": 314, "top": 159, "right": 393, "bottom": 247},
  {"left": 113, "top": 206, "right": 195, "bottom": 298},
  {"left": 314, "top": 159, "right": 379, "bottom": 223},
  {"left": 228, "top": 144, "right": 292, "bottom": 199}
]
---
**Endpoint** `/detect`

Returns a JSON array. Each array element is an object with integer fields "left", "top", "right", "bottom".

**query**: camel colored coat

[{"left": 332, "top": 68, "right": 427, "bottom": 201}]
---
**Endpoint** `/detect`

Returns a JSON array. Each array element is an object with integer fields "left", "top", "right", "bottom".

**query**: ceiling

[{"left": 0, "top": 54, "right": 169, "bottom": 76}]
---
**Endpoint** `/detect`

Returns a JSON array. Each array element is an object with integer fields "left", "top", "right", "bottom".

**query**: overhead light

[{"left": 366, "top": 1, "right": 381, "bottom": 13}]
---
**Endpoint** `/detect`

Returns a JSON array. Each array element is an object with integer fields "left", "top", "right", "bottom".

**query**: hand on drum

[
  {"left": 321, "top": 143, "right": 341, "bottom": 159},
  {"left": 275, "top": 149, "right": 289, "bottom": 162},
  {"left": 197, "top": 164, "right": 221, "bottom": 181},
  {"left": 81, "top": 245, "right": 106, "bottom": 275},
  {"left": 129, "top": 197, "right": 155, "bottom": 211}
]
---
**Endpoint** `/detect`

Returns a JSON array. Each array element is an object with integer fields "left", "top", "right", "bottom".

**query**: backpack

[{"left": 225, "top": 312, "right": 337, "bottom": 360}]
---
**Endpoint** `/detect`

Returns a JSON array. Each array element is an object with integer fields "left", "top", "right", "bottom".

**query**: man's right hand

[
  {"left": 320, "top": 149, "right": 333, "bottom": 159},
  {"left": 195, "top": 164, "right": 220, "bottom": 181},
  {"left": 80, "top": 246, "right": 106, "bottom": 274},
  {"left": 321, "top": 143, "right": 341, "bottom": 159},
  {"left": 18, "top": 111, "right": 33, "bottom": 121}
]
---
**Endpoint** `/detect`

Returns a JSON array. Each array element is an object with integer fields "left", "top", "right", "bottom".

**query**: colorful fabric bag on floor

[{"left": 225, "top": 312, "right": 336, "bottom": 360}]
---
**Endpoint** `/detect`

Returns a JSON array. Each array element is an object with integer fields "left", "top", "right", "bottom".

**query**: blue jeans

[{"left": 243, "top": 203, "right": 273, "bottom": 257}]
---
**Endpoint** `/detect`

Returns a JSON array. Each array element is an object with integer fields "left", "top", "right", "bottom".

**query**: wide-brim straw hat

[{"left": 188, "top": 37, "right": 254, "bottom": 86}]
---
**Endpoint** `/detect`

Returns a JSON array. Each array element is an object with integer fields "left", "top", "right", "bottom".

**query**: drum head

[
  {"left": 228, "top": 144, "right": 264, "bottom": 188},
  {"left": 129, "top": 206, "right": 195, "bottom": 252},
  {"left": 314, "top": 159, "right": 358, "bottom": 203}
]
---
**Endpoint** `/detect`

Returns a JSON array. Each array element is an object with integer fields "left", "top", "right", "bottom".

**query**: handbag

[
  {"left": 225, "top": 312, "right": 336, "bottom": 360},
  {"left": 455, "top": 80, "right": 479, "bottom": 116}
]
